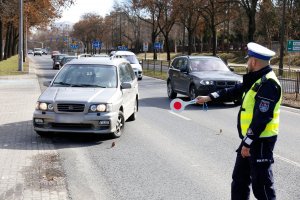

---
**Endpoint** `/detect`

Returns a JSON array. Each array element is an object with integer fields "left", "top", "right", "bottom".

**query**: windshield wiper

[{"left": 52, "top": 81, "right": 72, "bottom": 86}]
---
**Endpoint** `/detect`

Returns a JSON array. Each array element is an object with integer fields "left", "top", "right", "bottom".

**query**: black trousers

[{"left": 231, "top": 140, "right": 276, "bottom": 200}]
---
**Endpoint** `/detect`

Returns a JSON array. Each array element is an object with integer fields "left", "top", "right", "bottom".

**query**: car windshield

[
  {"left": 34, "top": 48, "right": 42, "bottom": 51},
  {"left": 57, "top": 55, "right": 66, "bottom": 60},
  {"left": 65, "top": 57, "right": 76, "bottom": 62},
  {"left": 190, "top": 58, "right": 229, "bottom": 72},
  {"left": 52, "top": 64, "right": 117, "bottom": 88},
  {"left": 122, "top": 55, "right": 139, "bottom": 64}
]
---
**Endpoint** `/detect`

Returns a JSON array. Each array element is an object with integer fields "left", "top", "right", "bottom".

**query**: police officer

[{"left": 196, "top": 42, "right": 282, "bottom": 200}]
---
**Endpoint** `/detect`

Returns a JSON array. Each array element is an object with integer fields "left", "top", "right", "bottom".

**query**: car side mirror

[
  {"left": 43, "top": 81, "right": 51, "bottom": 87},
  {"left": 121, "top": 82, "right": 132, "bottom": 89},
  {"left": 180, "top": 67, "right": 188, "bottom": 73}
]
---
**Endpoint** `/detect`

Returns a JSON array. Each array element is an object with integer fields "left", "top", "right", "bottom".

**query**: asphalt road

[{"left": 31, "top": 55, "right": 300, "bottom": 200}]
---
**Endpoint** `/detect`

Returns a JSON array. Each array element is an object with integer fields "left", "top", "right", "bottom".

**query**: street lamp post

[{"left": 18, "top": 0, "right": 23, "bottom": 71}]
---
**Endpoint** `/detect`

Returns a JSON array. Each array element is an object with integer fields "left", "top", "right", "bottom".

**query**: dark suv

[{"left": 167, "top": 56, "right": 243, "bottom": 104}]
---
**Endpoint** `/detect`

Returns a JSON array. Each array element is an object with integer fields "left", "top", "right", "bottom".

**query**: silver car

[{"left": 33, "top": 57, "right": 139, "bottom": 138}]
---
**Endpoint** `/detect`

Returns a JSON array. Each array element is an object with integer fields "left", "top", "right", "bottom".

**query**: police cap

[{"left": 246, "top": 42, "right": 275, "bottom": 61}]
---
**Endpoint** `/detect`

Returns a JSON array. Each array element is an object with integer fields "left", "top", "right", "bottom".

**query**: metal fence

[{"left": 141, "top": 59, "right": 300, "bottom": 98}]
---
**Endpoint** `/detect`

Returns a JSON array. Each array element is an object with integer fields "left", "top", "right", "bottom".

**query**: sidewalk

[{"left": 0, "top": 61, "right": 68, "bottom": 199}]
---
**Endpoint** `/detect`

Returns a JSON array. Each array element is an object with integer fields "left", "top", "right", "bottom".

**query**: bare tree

[{"left": 132, "top": 0, "right": 161, "bottom": 59}]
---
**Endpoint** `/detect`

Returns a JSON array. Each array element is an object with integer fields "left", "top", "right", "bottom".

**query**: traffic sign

[
  {"left": 143, "top": 42, "right": 148, "bottom": 52},
  {"left": 154, "top": 42, "right": 161, "bottom": 50},
  {"left": 117, "top": 46, "right": 128, "bottom": 50},
  {"left": 70, "top": 44, "right": 78, "bottom": 49},
  {"left": 92, "top": 41, "right": 102, "bottom": 48},
  {"left": 287, "top": 40, "right": 300, "bottom": 52}
]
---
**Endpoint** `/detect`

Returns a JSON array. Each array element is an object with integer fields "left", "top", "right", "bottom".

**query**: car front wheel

[
  {"left": 167, "top": 81, "right": 177, "bottom": 99},
  {"left": 189, "top": 85, "right": 197, "bottom": 100},
  {"left": 111, "top": 111, "right": 125, "bottom": 138},
  {"left": 36, "top": 131, "right": 51, "bottom": 137}
]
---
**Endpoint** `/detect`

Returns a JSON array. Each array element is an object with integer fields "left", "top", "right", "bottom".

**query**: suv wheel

[
  {"left": 167, "top": 81, "right": 177, "bottom": 99},
  {"left": 36, "top": 131, "right": 51, "bottom": 137},
  {"left": 233, "top": 99, "right": 242, "bottom": 106},
  {"left": 189, "top": 85, "right": 197, "bottom": 100},
  {"left": 111, "top": 111, "right": 125, "bottom": 138}
]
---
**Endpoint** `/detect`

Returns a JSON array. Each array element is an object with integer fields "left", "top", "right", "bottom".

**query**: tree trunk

[
  {"left": 165, "top": 34, "right": 171, "bottom": 61},
  {"left": 187, "top": 29, "right": 193, "bottom": 55},
  {"left": 13, "top": 28, "right": 18, "bottom": 55},
  {"left": 247, "top": 14, "right": 255, "bottom": 42},
  {"left": 182, "top": 23, "right": 185, "bottom": 54},
  {"left": 5, "top": 22, "right": 12, "bottom": 59},
  {"left": 212, "top": 25, "right": 217, "bottom": 56},
  {"left": 151, "top": 31, "right": 157, "bottom": 60}
]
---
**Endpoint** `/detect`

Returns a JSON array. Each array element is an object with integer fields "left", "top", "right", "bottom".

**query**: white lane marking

[
  {"left": 168, "top": 111, "right": 191, "bottom": 121},
  {"left": 274, "top": 154, "right": 300, "bottom": 168},
  {"left": 281, "top": 106, "right": 300, "bottom": 115}
]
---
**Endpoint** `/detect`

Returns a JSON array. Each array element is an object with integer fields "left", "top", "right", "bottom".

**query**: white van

[{"left": 112, "top": 51, "right": 143, "bottom": 80}]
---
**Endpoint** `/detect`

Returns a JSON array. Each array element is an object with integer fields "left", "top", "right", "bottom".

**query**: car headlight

[
  {"left": 39, "top": 103, "right": 48, "bottom": 111},
  {"left": 89, "top": 104, "right": 112, "bottom": 112},
  {"left": 200, "top": 80, "right": 214, "bottom": 85},
  {"left": 97, "top": 104, "right": 106, "bottom": 112},
  {"left": 90, "top": 105, "right": 97, "bottom": 112},
  {"left": 47, "top": 104, "right": 54, "bottom": 111},
  {"left": 36, "top": 102, "right": 54, "bottom": 111}
]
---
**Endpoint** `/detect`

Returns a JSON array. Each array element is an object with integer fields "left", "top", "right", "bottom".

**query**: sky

[{"left": 57, "top": 0, "right": 118, "bottom": 23}]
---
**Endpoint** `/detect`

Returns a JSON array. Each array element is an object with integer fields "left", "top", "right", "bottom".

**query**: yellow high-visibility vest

[{"left": 240, "top": 71, "right": 282, "bottom": 137}]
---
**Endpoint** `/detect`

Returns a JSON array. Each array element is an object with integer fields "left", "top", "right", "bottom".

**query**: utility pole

[
  {"left": 279, "top": 0, "right": 286, "bottom": 76},
  {"left": 18, "top": 0, "right": 23, "bottom": 71}
]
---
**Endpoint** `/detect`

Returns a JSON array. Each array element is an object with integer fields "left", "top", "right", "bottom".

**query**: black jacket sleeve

[
  {"left": 208, "top": 83, "right": 244, "bottom": 100},
  {"left": 241, "top": 80, "right": 281, "bottom": 148}
]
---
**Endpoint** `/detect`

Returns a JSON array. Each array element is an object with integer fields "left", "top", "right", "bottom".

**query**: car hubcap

[
  {"left": 134, "top": 101, "right": 137, "bottom": 112},
  {"left": 115, "top": 115, "right": 124, "bottom": 136},
  {"left": 167, "top": 83, "right": 172, "bottom": 96},
  {"left": 190, "top": 88, "right": 196, "bottom": 99}
]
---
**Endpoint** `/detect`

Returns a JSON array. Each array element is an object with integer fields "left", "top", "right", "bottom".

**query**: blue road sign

[
  {"left": 92, "top": 41, "right": 102, "bottom": 48},
  {"left": 117, "top": 46, "right": 128, "bottom": 50},
  {"left": 70, "top": 44, "right": 78, "bottom": 49},
  {"left": 154, "top": 42, "right": 161, "bottom": 50}
]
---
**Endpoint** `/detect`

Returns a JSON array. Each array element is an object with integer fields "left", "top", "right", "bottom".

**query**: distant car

[
  {"left": 78, "top": 53, "right": 92, "bottom": 58},
  {"left": 33, "top": 57, "right": 139, "bottom": 138},
  {"left": 93, "top": 54, "right": 109, "bottom": 57},
  {"left": 167, "top": 56, "right": 243, "bottom": 105},
  {"left": 112, "top": 51, "right": 143, "bottom": 80},
  {"left": 51, "top": 51, "right": 60, "bottom": 59},
  {"left": 52, "top": 54, "right": 67, "bottom": 70},
  {"left": 34, "top": 48, "right": 43, "bottom": 56},
  {"left": 28, "top": 50, "right": 33, "bottom": 54},
  {"left": 42, "top": 49, "right": 48, "bottom": 55},
  {"left": 59, "top": 56, "right": 78, "bottom": 69}
]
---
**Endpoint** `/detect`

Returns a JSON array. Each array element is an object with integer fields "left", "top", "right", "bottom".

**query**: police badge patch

[{"left": 259, "top": 100, "right": 270, "bottom": 112}]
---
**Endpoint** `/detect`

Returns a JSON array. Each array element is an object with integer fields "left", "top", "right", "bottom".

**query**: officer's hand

[
  {"left": 196, "top": 96, "right": 211, "bottom": 104},
  {"left": 241, "top": 146, "right": 251, "bottom": 158}
]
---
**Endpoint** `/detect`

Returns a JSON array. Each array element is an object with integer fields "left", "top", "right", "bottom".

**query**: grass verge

[{"left": 0, "top": 55, "right": 29, "bottom": 76}]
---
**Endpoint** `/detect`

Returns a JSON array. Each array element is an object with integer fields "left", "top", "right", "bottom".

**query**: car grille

[
  {"left": 216, "top": 81, "right": 236, "bottom": 87},
  {"left": 57, "top": 104, "right": 85, "bottom": 112},
  {"left": 51, "top": 123, "right": 92, "bottom": 129}
]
